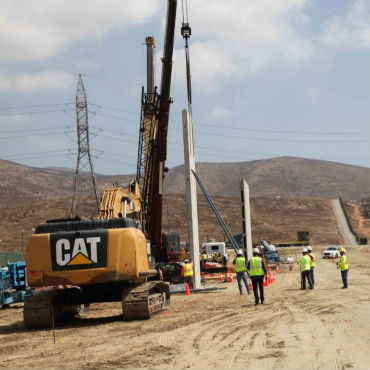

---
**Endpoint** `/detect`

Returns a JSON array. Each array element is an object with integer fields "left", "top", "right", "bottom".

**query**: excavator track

[
  {"left": 122, "top": 281, "right": 170, "bottom": 320},
  {"left": 24, "top": 287, "right": 81, "bottom": 329}
]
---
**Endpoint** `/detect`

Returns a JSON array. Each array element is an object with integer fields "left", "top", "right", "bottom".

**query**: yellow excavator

[{"left": 24, "top": 0, "right": 178, "bottom": 328}]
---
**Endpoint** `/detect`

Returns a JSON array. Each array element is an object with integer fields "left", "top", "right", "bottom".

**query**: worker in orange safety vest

[{"left": 307, "top": 246, "right": 316, "bottom": 288}]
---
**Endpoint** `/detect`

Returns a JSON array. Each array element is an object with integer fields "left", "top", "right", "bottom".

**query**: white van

[{"left": 202, "top": 242, "right": 227, "bottom": 258}]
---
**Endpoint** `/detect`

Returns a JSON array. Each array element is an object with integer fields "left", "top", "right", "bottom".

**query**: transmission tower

[{"left": 71, "top": 74, "right": 100, "bottom": 217}]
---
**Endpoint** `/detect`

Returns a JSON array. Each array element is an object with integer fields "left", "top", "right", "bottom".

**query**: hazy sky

[{"left": 0, "top": 0, "right": 369, "bottom": 175}]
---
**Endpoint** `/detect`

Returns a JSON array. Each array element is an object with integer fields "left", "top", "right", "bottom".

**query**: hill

[
  {"left": 0, "top": 158, "right": 131, "bottom": 198},
  {"left": 0, "top": 194, "right": 342, "bottom": 253},
  {"left": 0, "top": 156, "right": 369, "bottom": 200},
  {"left": 163, "top": 157, "right": 370, "bottom": 199}
]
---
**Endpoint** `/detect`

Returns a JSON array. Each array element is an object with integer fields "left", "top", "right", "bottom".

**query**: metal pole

[
  {"left": 182, "top": 109, "right": 201, "bottom": 289},
  {"left": 21, "top": 229, "right": 24, "bottom": 254},
  {"left": 192, "top": 170, "right": 240, "bottom": 253}
]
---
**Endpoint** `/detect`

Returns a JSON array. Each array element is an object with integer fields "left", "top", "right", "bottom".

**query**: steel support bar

[{"left": 191, "top": 170, "right": 240, "bottom": 253}]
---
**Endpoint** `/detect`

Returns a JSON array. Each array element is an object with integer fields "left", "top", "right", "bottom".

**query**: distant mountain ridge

[
  {"left": 0, "top": 156, "right": 369, "bottom": 200},
  {"left": 164, "top": 157, "right": 370, "bottom": 200}
]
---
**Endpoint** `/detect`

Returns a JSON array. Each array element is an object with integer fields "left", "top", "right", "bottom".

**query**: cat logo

[{"left": 50, "top": 230, "right": 107, "bottom": 271}]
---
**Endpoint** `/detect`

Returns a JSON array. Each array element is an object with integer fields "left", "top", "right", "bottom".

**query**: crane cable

[{"left": 181, "top": 0, "right": 192, "bottom": 114}]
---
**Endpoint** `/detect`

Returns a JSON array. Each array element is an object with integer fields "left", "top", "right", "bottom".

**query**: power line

[
  {"left": 96, "top": 155, "right": 137, "bottom": 167},
  {"left": 89, "top": 127, "right": 369, "bottom": 159},
  {"left": 0, "top": 101, "right": 366, "bottom": 137},
  {"left": 166, "top": 142, "right": 369, "bottom": 162},
  {"left": 0, "top": 126, "right": 68, "bottom": 134},
  {"left": 0, "top": 108, "right": 74, "bottom": 117},
  {"left": 89, "top": 126, "right": 138, "bottom": 139},
  {"left": 89, "top": 103, "right": 139, "bottom": 117},
  {"left": 1, "top": 149, "right": 74, "bottom": 159},
  {"left": 88, "top": 113, "right": 368, "bottom": 143},
  {"left": 192, "top": 143, "right": 369, "bottom": 161},
  {"left": 0, "top": 102, "right": 73, "bottom": 111},
  {"left": 93, "top": 148, "right": 137, "bottom": 160},
  {"left": 2, "top": 152, "right": 76, "bottom": 161},
  {"left": 189, "top": 129, "right": 369, "bottom": 143},
  {"left": 0, "top": 131, "right": 71, "bottom": 140},
  {"left": 92, "top": 111, "right": 139, "bottom": 124},
  {"left": 92, "top": 122, "right": 368, "bottom": 144},
  {"left": 92, "top": 103, "right": 367, "bottom": 136}
]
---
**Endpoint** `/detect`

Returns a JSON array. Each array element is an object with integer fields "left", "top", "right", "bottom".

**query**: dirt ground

[{"left": 1, "top": 246, "right": 369, "bottom": 370}]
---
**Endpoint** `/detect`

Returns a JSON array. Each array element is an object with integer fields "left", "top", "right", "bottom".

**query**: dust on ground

[{"left": 1, "top": 246, "right": 369, "bottom": 370}]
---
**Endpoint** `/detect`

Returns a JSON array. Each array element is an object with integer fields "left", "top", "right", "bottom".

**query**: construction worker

[
  {"left": 307, "top": 246, "right": 316, "bottom": 287},
  {"left": 337, "top": 247, "right": 349, "bottom": 289},
  {"left": 181, "top": 259, "right": 194, "bottom": 288},
  {"left": 247, "top": 248, "right": 267, "bottom": 305},
  {"left": 233, "top": 250, "right": 250, "bottom": 295},
  {"left": 202, "top": 253, "right": 208, "bottom": 263},
  {"left": 299, "top": 248, "right": 313, "bottom": 290}
]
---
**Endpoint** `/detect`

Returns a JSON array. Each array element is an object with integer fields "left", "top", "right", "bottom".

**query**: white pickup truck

[{"left": 322, "top": 245, "right": 341, "bottom": 259}]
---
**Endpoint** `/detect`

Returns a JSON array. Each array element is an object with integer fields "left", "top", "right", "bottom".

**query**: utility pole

[{"left": 71, "top": 74, "right": 100, "bottom": 217}]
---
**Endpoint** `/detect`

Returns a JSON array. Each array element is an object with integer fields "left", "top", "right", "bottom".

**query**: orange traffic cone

[
  {"left": 185, "top": 283, "right": 191, "bottom": 295},
  {"left": 276, "top": 266, "right": 280, "bottom": 273},
  {"left": 249, "top": 282, "right": 253, "bottom": 290},
  {"left": 228, "top": 275, "right": 233, "bottom": 282},
  {"left": 220, "top": 275, "right": 224, "bottom": 283}
]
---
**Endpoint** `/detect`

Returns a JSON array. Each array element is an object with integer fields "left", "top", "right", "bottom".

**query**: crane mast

[
  {"left": 136, "top": 0, "right": 177, "bottom": 259},
  {"left": 136, "top": 36, "right": 158, "bottom": 237}
]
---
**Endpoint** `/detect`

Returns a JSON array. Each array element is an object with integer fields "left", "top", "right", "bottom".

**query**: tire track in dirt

[{"left": 0, "top": 246, "right": 369, "bottom": 370}]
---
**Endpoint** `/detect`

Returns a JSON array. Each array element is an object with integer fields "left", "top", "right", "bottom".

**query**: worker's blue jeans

[
  {"left": 310, "top": 267, "right": 315, "bottom": 287},
  {"left": 236, "top": 271, "right": 250, "bottom": 294},
  {"left": 341, "top": 269, "right": 348, "bottom": 288}
]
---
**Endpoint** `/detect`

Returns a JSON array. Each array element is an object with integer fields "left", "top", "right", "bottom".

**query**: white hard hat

[
  {"left": 307, "top": 246, "right": 312, "bottom": 251},
  {"left": 184, "top": 259, "right": 189, "bottom": 263},
  {"left": 302, "top": 248, "right": 308, "bottom": 253},
  {"left": 236, "top": 250, "right": 243, "bottom": 255},
  {"left": 253, "top": 247, "right": 260, "bottom": 254}
]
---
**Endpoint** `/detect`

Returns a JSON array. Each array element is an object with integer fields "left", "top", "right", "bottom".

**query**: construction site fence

[{"left": 0, "top": 251, "right": 26, "bottom": 266}]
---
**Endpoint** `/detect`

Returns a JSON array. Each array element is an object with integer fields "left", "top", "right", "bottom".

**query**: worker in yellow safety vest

[
  {"left": 247, "top": 248, "right": 267, "bottom": 305},
  {"left": 298, "top": 248, "right": 313, "bottom": 290},
  {"left": 233, "top": 250, "right": 250, "bottom": 295},
  {"left": 201, "top": 253, "right": 208, "bottom": 263},
  {"left": 182, "top": 259, "right": 194, "bottom": 287},
  {"left": 337, "top": 247, "right": 349, "bottom": 289},
  {"left": 307, "top": 246, "right": 316, "bottom": 288}
]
